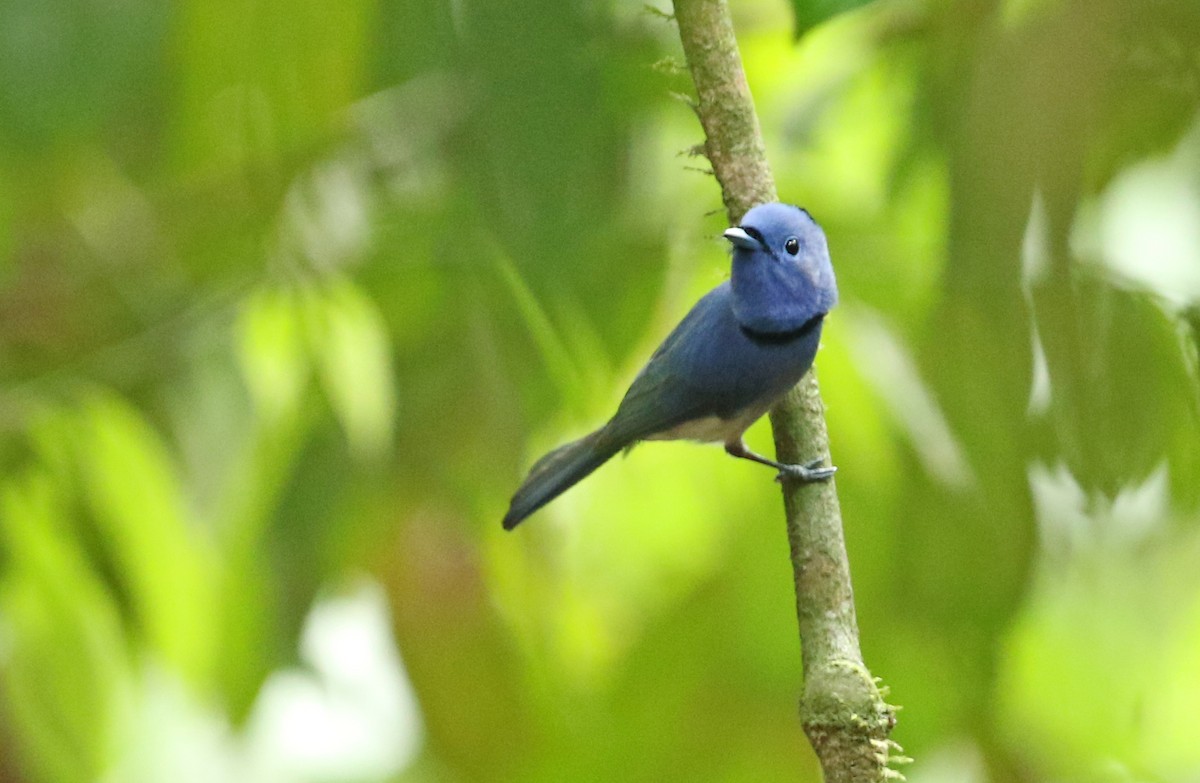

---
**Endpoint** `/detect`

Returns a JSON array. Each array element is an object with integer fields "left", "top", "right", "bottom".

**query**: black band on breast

[{"left": 739, "top": 313, "right": 824, "bottom": 345}]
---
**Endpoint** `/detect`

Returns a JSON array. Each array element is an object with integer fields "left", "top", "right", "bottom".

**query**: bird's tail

[{"left": 503, "top": 428, "right": 620, "bottom": 530}]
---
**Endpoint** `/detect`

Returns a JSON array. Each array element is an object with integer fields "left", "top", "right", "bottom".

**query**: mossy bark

[{"left": 671, "top": 1, "right": 901, "bottom": 780}]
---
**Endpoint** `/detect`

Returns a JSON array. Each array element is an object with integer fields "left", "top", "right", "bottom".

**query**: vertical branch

[
  {"left": 670, "top": 1, "right": 901, "bottom": 780},
  {"left": 671, "top": 0, "right": 776, "bottom": 219}
]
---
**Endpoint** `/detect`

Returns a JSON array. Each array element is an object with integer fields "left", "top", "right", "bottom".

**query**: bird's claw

[{"left": 774, "top": 458, "right": 837, "bottom": 484}]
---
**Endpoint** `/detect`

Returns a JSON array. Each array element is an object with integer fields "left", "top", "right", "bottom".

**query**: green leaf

[
  {"left": 236, "top": 286, "right": 310, "bottom": 426},
  {"left": 0, "top": 470, "right": 132, "bottom": 783},
  {"left": 76, "top": 395, "right": 219, "bottom": 686},
  {"left": 790, "top": 0, "right": 875, "bottom": 38},
  {"left": 495, "top": 254, "right": 587, "bottom": 406},
  {"left": 302, "top": 279, "right": 396, "bottom": 458},
  {"left": 1032, "top": 276, "right": 1200, "bottom": 499}
]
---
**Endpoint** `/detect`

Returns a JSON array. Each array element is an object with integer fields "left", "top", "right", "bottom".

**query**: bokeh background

[{"left": 2, "top": 0, "right": 1200, "bottom": 781}]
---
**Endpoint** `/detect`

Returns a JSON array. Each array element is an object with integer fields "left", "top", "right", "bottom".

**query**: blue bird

[{"left": 503, "top": 202, "right": 838, "bottom": 530}]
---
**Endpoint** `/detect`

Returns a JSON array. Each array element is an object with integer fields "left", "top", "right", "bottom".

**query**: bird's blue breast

[
  {"left": 667, "top": 283, "right": 823, "bottom": 418},
  {"left": 607, "top": 282, "right": 824, "bottom": 444}
]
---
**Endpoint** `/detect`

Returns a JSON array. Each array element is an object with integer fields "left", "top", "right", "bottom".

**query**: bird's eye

[{"left": 784, "top": 237, "right": 800, "bottom": 255}]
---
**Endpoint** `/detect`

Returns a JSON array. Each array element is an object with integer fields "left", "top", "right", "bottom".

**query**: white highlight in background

[{"left": 245, "top": 579, "right": 424, "bottom": 783}]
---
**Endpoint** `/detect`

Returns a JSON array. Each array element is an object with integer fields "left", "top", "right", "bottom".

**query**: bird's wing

[{"left": 603, "top": 287, "right": 726, "bottom": 444}]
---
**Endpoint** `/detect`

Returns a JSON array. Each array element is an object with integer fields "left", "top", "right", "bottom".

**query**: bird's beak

[{"left": 723, "top": 226, "right": 760, "bottom": 250}]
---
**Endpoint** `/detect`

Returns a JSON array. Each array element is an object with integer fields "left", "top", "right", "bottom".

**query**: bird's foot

[{"left": 775, "top": 457, "right": 837, "bottom": 484}]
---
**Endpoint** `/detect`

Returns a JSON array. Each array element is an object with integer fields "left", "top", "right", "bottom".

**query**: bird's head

[{"left": 724, "top": 202, "right": 837, "bottom": 335}]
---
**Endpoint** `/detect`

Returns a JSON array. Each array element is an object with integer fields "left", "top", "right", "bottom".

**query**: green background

[{"left": 2, "top": 0, "right": 1199, "bottom": 781}]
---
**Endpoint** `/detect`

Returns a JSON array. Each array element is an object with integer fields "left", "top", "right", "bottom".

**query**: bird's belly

[{"left": 645, "top": 405, "right": 766, "bottom": 444}]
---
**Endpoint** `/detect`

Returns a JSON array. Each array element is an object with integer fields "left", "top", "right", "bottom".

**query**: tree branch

[{"left": 669, "top": 1, "right": 902, "bottom": 780}]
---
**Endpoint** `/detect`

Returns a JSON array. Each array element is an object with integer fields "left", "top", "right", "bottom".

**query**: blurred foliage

[
  {"left": 1, "top": 0, "right": 1200, "bottom": 782},
  {"left": 788, "top": 0, "right": 874, "bottom": 39}
]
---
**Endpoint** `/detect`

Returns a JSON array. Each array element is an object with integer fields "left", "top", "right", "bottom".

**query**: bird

[{"left": 502, "top": 202, "right": 838, "bottom": 530}]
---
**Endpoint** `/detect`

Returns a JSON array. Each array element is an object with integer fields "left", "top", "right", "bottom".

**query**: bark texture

[{"left": 671, "top": 1, "right": 902, "bottom": 780}]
